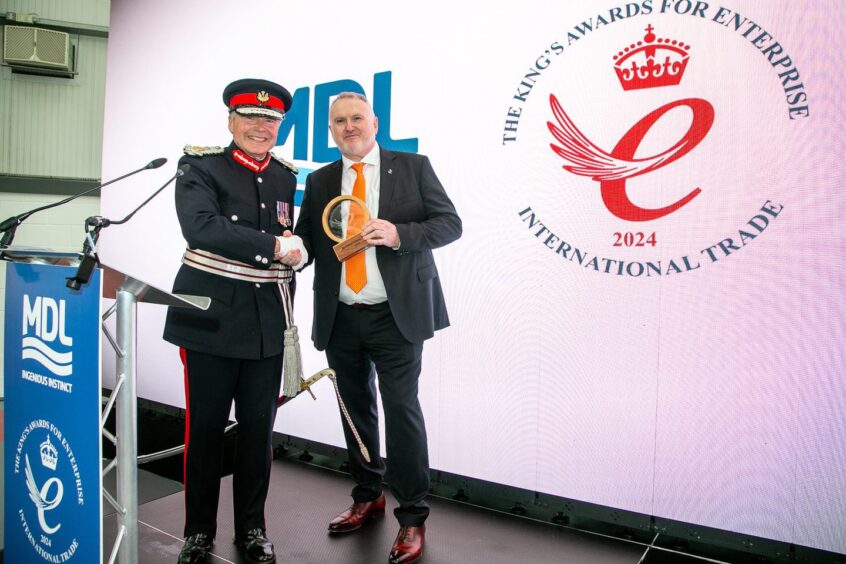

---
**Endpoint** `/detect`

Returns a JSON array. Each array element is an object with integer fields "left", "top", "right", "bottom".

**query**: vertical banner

[{"left": 3, "top": 264, "right": 103, "bottom": 563}]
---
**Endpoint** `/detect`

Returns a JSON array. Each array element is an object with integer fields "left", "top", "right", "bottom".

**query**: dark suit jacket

[
  {"left": 163, "top": 144, "right": 298, "bottom": 359},
  {"left": 295, "top": 148, "right": 462, "bottom": 349}
]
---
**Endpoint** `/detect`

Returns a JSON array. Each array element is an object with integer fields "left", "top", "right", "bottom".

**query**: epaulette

[
  {"left": 183, "top": 145, "right": 225, "bottom": 157},
  {"left": 270, "top": 152, "right": 299, "bottom": 174}
]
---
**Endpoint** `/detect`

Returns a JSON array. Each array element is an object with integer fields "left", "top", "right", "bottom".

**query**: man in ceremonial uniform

[
  {"left": 164, "top": 78, "right": 307, "bottom": 564},
  {"left": 294, "top": 93, "right": 462, "bottom": 563}
]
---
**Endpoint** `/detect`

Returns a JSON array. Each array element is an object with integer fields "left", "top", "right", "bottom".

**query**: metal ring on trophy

[
  {"left": 322, "top": 195, "right": 370, "bottom": 243},
  {"left": 321, "top": 195, "right": 371, "bottom": 261}
]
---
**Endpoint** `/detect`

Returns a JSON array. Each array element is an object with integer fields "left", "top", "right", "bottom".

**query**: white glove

[{"left": 276, "top": 234, "right": 309, "bottom": 270}]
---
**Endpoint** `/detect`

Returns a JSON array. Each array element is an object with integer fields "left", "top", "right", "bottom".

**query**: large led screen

[{"left": 100, "top": 0, "right": 846, "bottom": 554}]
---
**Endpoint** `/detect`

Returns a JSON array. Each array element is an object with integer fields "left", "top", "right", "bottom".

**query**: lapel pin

[{"left": 388, "top": 169, "right": 393, "bottom": 174}]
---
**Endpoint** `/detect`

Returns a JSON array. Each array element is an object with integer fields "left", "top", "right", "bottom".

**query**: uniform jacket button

[
  {"left": 231, "top": 214, "right": 239, "bottom": 221},
  {"left": 257, "top": 177, "right": 263, "bottom": 183},
  {"left": 261, "top": 257, "right": 269, "bottom": 264},
  {"left": 261, "top": 203, "right": 266, "bottom": 209},
  {"left": 255, "top": 255, "right": 262, "bottom": 262}
]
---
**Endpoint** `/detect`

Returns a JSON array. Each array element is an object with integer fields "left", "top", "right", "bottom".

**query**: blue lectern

[
  {"left": 3, "top": 249, "right": 209, "bottom": 564},
  {"left": 4, "top": 257, "right": 103, "bottom": 563}
]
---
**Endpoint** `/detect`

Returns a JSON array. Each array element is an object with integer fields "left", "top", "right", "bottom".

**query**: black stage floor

[
  {"left": 102, "top": 458, "right": 726, "bottom": 564},
  {"left": 0, "top": 397, "right": 731, "bottom": 563}
]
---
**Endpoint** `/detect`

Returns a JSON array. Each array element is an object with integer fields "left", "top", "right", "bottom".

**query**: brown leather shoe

[
  {"left": 327, "top": 494, "right": 386, "bottom": 534},
  {"left": 388, "top": 525, "right": 425, "bottom": 564}
]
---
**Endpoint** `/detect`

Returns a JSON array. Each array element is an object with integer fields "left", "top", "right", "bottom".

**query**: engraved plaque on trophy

[{"left": 322, "top": 195, "right": 371, "bottom": 262}]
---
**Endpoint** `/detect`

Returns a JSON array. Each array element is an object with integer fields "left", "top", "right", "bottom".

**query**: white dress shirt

[{"left": 338, "top": 144, "right": 388, "bottom": 305}]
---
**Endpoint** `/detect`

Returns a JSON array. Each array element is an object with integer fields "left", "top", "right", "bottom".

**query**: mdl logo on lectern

[{"left": 21, "top": 295, "right": 75, "bottom": 391}]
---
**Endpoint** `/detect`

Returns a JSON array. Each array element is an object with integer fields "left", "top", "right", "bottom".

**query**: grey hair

[{"left": 330, "top": 92, "right": 371, "bottom": 110}]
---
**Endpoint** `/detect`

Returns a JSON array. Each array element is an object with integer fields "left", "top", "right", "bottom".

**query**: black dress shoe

[
  {"left": 178, "top": 533, "right": 213, "bottom": 564},
  {"left": 234, "top": 528, "right": 276, "bottom": 563}
]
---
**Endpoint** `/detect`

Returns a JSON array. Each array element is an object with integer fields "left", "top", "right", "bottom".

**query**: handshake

[{"left": 275, "top": 230, "right": 308, "bottom": 269}]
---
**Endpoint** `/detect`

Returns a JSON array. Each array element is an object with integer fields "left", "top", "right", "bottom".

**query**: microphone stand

[
  {"left": 65, "top": 224, "right": 102, "bottom": 291},
  {"left": 65, "top": 164, "right": 190, "bottom": 290},
  {"left": 0, "top": 157, "right": 168, "bottom": 253}
]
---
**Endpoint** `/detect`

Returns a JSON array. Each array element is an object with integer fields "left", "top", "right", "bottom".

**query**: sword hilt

[
  {"left": 299, "top": 368, "right": 335, "bottom": 400},
  {"left": 278, "top": 368, "right": 334, "bottom": 407}
]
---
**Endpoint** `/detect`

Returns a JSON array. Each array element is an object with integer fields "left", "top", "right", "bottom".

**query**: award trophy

[{"left": 322, "top": 194, "right": 371, "bottom": 261}]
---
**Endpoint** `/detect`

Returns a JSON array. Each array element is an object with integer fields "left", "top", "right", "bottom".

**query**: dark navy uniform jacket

[{"left": 163, "top": 143, "right": 297, "bottom": 359}]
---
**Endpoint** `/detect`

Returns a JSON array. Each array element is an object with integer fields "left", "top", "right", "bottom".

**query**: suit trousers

[
  {"left": 180, "top": 348, "right": 282, "bottom": 538},
  {"left": 326, "top": 302, "right": 430, "bottom": 526}
]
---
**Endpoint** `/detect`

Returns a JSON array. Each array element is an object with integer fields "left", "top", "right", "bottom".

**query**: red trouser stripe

[{"left": 179, "top": 347, "right": 191, "bottom": 506}]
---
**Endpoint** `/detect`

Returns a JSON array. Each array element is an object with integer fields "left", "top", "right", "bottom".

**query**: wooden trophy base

[{"left": 333, "top": 233, "right": 370, "bottom": 261}]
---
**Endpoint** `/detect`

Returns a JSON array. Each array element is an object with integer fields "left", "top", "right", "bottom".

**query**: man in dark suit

[
  {"left": 164, "top": 78, "right": 306, "bottom": 564},
  {"left": 294, "top": 92, "right": 461, "bottom": 564}
]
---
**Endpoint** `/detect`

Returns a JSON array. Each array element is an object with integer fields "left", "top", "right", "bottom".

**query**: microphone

[
  {"left": 65, "top": 234, "right": 99, "bottom": 291},
  {"left": 0, "top": 157, "right": 168, "bottom": 250},
  {"left": 66, "top": 164, "right": 190, "bottom": 290},
  {"left": 87, "top": 163, "right": 190, "bottom": 228}
]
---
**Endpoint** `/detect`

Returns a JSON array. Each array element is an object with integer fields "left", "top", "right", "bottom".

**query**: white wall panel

[
  {"left": 0, "top": 0, "right": 109, "bottom": 180},
  {"left": 0, "top": 33, "right": 107, "bottom": 179},
  {"left": 0, "top": 0, "right": 109, "bottom": 27}
]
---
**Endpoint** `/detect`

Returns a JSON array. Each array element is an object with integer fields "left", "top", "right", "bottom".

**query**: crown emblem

[
  {"left": 613, "top": 25, "right": 690, "bottom": 91},
  {"left": 256, "top": 91, "right": 270, "bottom": 104},
  {"left": 40, "top": 434, "right": 58, "bottom": 471}
]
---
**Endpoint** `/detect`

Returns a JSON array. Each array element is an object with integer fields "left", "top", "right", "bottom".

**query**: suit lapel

[
  {"left": 378, "top": 148, "right": 397, "bottom": 216},
  {"left": 320, "top": 160, "right": 344, "bottom": 278},
  {"left": 325, "top": 160, "right": 343, "bottom": 205}
]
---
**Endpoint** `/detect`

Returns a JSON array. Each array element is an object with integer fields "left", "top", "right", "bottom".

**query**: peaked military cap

[{"left": 223, "top": 78, "right": 292, "bottom": 120}]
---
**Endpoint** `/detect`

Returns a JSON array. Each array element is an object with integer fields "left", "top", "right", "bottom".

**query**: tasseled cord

[
  {"left": 280, "top": 281, "right": 302, "bottom": 398},
  {"left": 278, "top": 280, "right": 370, "bottom": 463},
  {"left": 282, "top": 325, "right": 303, "bottom": 397}
]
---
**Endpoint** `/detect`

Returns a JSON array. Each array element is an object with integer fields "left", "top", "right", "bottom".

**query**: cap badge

[{"left": 256, "top": 91, "right": 270, "bottom": 105}]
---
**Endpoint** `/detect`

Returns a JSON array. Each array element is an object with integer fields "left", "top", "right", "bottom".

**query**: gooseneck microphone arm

[
  {"left": 65, "top": 163, "right": 190, "bottom": 290},
  {"left": 0, "top": 157, "right": 167, "bottom": 251},
  {"left": 90, "top": 163, "right": 191, "bottom": 228}
]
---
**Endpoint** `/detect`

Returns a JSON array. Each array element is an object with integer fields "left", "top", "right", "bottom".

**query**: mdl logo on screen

[{"left": 274, "top": 70, "right": 418, "bottom": 205}]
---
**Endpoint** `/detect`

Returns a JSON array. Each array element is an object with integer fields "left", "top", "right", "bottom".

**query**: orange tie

[{"left": 345, "top": 162, "right": 367, "bottom": 293}]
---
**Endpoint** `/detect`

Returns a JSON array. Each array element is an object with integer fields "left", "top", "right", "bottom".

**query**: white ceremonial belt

[{"left": 182, "top": 248, "right": 292, "bottom": 284}]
